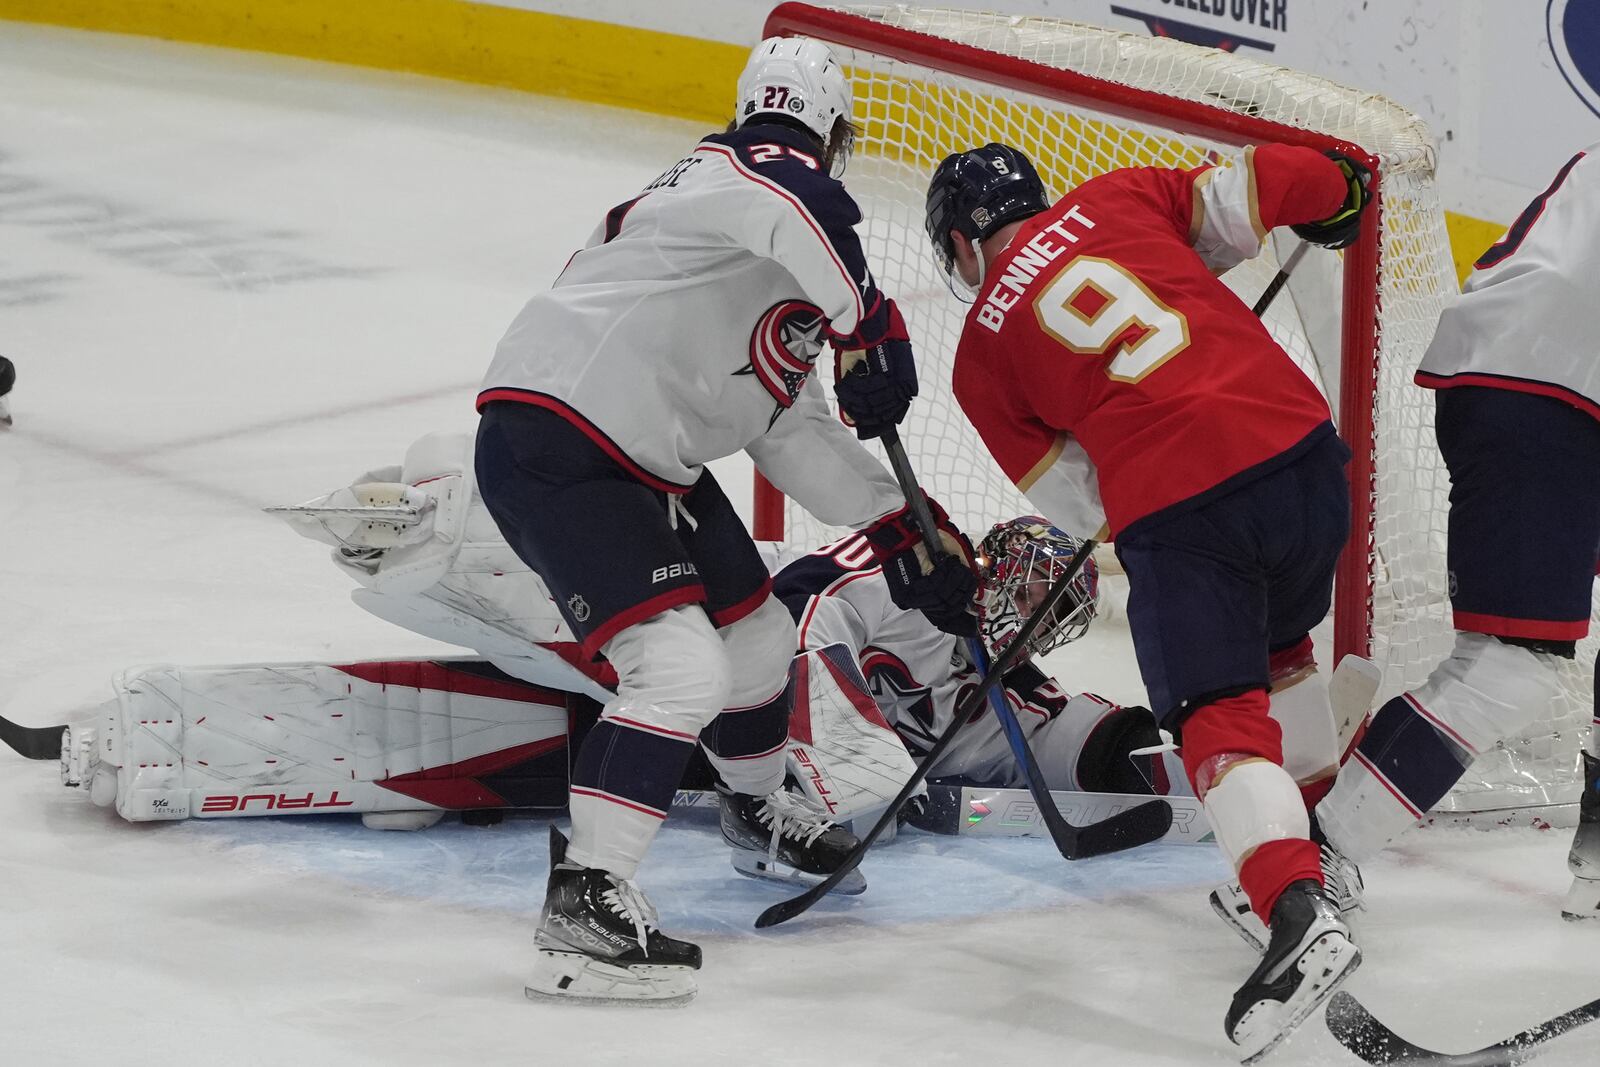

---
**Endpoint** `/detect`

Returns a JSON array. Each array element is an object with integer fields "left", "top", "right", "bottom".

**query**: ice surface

[{"left": 1, "top": 22, "right": 1595, "bottom": 1067}]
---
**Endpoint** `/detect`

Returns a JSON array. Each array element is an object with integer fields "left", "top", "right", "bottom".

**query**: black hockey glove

[
  {"left": 1291, "top": 149, "right": 1373, "bottom": 250},
  {"left": 833, "top": 299, "right": 918, "bottom": 440},
  {"left": 862, "top": 496, "right": 980, "bottom": 637}
]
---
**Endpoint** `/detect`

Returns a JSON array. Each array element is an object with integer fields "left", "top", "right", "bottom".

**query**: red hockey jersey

[{"left": 952, "top": 144, "right": 1347, "bottom": 537}]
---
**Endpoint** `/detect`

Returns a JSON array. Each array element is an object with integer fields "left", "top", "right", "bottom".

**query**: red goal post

[{"left": 751, "top": 3, "right": 1591, "bottom": 818}]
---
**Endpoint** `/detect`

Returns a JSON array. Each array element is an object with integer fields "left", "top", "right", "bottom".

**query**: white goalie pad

[
  {"left": 786, "top": 643, "right": 921, "bottom": 831},
  {"left": 64, "top": 659, "right": 571, "bottom": 822}
]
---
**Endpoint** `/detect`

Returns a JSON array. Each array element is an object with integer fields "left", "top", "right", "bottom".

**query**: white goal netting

[{"left": 763, "top": 3, "right": 1592, "bottom": 819}]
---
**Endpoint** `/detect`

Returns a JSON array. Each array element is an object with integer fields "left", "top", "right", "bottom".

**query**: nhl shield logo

[
  {"left": 736, "top": 299, "right": 826, "bottom": 424},
  {"left": 566, "top": 594, "right": 591, "bottom": 623}
]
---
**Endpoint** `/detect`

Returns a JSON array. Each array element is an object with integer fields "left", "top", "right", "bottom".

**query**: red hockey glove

[
  {"left": 1291, "top": 150, "right": 1373, "bottom": 250},
  {"left": 862, "top": 496, "right": 979, "bottom": 637},
  {"left": 832, "top": 300, "right": 918, "bottom": 440}
]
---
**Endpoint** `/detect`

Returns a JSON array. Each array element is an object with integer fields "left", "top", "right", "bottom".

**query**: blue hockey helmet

[{"left": 925, "top": 143, "right": 1050, "bottom": 291}]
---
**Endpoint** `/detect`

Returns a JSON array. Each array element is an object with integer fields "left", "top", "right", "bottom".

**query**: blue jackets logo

[{"left": 1549, "top": 0, "right": 1600, "bottom": 120}]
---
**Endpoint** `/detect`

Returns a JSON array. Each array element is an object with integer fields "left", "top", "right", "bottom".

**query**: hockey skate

[
  {"left": 1226, "top": 879, "right": 1361, "bottom": 1064},
  {"left": 527, "top": 826, "right": 701, "bottom": 1005},
  {"left": 720, "top": 788, "right": 866, "bottom": 895},
  {"left": 1562, "top": 751, "right": 1600, "bottom": 921},
  {"left": 1210, "top": 843, "right": 1364, "bottom": 953}
]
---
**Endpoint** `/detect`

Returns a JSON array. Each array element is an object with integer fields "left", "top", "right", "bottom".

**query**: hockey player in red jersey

[
  {"left": 926, "top": 141, "right": 1371, "bottom": 1057},
  {"left": 474, "top": 38, "right": 979, "bottom": 1004},
  {"left": 1316, "top": 143, "right": 1600, "bottom": 923}
]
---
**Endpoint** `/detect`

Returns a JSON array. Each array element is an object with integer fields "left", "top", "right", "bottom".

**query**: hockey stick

[
  {"left": 0, "top": 713, "right": 66, "bottom": 761},
  {"left": 882, "top": 428, "right": 1172, "bottom": 861},
  {"left": 1252, "top": 240, "right": 1309, "bottom": 317},
  {"left": 1326, "top": 990, "right": 1600, "bottom": 1067},
  {"left": 755, "top": 532, "right": 1101, "bottom": 928}
]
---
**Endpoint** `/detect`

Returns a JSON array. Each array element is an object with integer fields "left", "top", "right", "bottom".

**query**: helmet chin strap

[{"left": 946, "top": 236, "right": 986, "bottom": 302}]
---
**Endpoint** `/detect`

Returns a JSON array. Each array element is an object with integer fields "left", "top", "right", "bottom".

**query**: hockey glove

[
  {"left": 862, "top": 497, "right": 980, "bottom": 637},
  {"left": 833, "top": 300, "right": 918, "bottom": 440},
  {"left": 1291, "top": 150, "right": 1373, "bottom": 250}
]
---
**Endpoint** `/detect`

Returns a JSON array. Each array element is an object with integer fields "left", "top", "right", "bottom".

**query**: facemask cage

[{"left": 976, "top": 518, "right": 1099, "bottom": 660}]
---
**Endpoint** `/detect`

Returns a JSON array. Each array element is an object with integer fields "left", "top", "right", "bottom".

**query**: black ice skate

[
  {"left": 526, "top": 826, "right": 701, "bottom": 1005},
  {"left": 1563, "top": 751, "right": 1600, "bottom": 921},
  {"left": 1226, "top": 879, "right": 1361, "bottom": 1064},
  {"left": 1210, "top": 843, "right": 1364, "bottom": 954},
  {"left": 720, "top": 788, "right": 867, "bottom": 895}
]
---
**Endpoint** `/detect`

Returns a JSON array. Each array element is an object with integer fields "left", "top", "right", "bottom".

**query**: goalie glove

[
  {"left": 832, "top": 299, "right": 918, "bottom": 439},
  {"left": 1291, "top": 150, "right": 1373, "bottom": 250},
  {"left": 861, "top": 496, "right": 979, "bottom": 637}
]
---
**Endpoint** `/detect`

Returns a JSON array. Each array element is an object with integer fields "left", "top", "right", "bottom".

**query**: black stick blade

[
  {"left": 1063, "top": 798, "right": 1174, "bottom": 860},
  {"left": 755, "top": 881, "right": 834, "bottom": 929},
  {"left": 1326, "top": 990, "right": 1600, "bottom": 1067},
  {"left": 0, "top": 714, "right": 66, "bottom": 761}
]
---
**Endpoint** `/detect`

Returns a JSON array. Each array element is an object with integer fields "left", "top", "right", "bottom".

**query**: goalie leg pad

[{"left": 785, "top": 643, "right": 918, "bottom": 830}]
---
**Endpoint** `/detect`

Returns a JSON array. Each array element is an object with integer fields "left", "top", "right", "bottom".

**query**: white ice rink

[{"left": 1, "top": 22, "right": 1595, "bottom": 1067}]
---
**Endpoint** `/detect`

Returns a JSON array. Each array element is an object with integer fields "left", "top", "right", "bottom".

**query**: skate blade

[
  {"left": 1209, "top": 886, "right": 1268, "bottom": 955},
  {"left": 1234, "top": 933, "right": 1362, "bottom": 1065},
  {"left": 731, "top": 851, "right": 867, "bottom": 896},
  {"left": 525, "top": 950, "right": 696, "bottom": 1006},
  {"left": 1561, "top": 878, "right": 1600, "bottom": 922}
]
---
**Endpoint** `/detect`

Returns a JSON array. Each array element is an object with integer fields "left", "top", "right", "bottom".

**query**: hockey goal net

[{"left": 755, "top": 2, "right": 1593, "bottom": 820}]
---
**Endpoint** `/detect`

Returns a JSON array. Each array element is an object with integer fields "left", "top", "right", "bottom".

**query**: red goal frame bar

[{"left": 753, "top": 1, "right": 1383, "bottom": 666}]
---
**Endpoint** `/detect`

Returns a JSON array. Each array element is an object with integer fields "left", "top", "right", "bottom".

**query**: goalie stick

[
  {"left": 882, "top": 428, "right": 1172, "bottom": 862},
  {"left": 0, "top": 712, "right": 66, "bottom": 761},
  {"left": 755, "top": 532, "right": 1103, "bottom": 928},
  {"left": 1325, "top": 990, "right": 1600, "bottom": 1067}
]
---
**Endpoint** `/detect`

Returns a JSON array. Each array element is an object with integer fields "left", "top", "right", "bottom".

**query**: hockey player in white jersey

[
  {"left": 1314, "top": 144, "right": 1600, "bottom": 923},
  {"left": 472, "top": 37, "right": 979, "bottom": 1003},
  {"left": 772, "top": 518, "right": 1179, "bottom": 798}
]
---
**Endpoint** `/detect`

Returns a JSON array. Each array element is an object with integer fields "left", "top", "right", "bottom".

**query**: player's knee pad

[
  {"left": 717, "top": 596, "right": 797, "bottom": 709},
  {"left": 1411, "top": 631, "right": 1564, "bottom": 755},
  {"left": 1267, "top": 637, "right": 1340, "bottom": 785},
  {"left": 1202, "top": 757, "right": 1311, "bottom": 871},
  {"left": 601, "top": 604, "right": 732, "bottom": 734}
]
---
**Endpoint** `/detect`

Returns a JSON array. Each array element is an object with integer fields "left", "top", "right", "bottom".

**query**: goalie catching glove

[
  {"left": 861, "top": 496, "right": 979, "bottom": 636},
  {"left": 831, "top": 298, "right": 917, "bottom": 439},
  {"left": 1291, "top": 149, "right": 1373, "bottom": 250}
]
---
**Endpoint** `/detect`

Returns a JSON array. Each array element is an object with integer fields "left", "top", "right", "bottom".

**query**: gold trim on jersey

[
  {"left": 1244, "top": 144, "right": 1268, "bottom": 241},
  {"left": 1017, "top": 435, "right": 1068, "bottom": 495}
]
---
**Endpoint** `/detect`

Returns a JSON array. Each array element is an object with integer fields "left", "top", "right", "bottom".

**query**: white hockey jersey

[
  {"left": 765, "top": 534, "right": 1146, "bottom": 791},
  {"left": 286, "top": 435, "right": 1152, "bottom": 792},
  {"left": 478, "top": 123, "right": 900, "bottom": 528},
  {"left": 1417, "top": 144, "right": 1600, "bottom": 419}
]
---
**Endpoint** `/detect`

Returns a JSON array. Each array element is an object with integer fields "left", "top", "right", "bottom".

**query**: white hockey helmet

[{"left": 736, "top": 36, "right": 852, "bottom": 148}]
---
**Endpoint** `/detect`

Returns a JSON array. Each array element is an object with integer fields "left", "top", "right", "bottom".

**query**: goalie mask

[
  {"left": 925, "top": 143, "right": 1050, "bottom": 298},
  {"left": 736, "top": 36, "right": 855, "bottom": 176},
  {"left": 976, "top": 517, "right": 1098, "bottom": 659}
]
